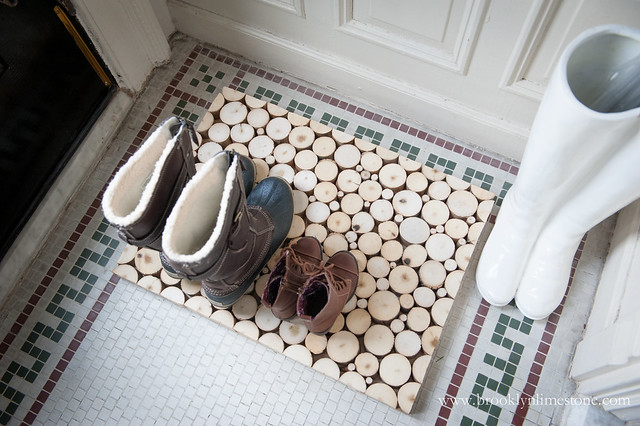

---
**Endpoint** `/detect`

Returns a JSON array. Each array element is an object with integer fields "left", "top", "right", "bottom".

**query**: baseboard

[
  {"left": 0, "top": 90, "right": 134, "bottom": 305},
  {"left": 168, "top": 0, "right": 529, "bottom": 161}
]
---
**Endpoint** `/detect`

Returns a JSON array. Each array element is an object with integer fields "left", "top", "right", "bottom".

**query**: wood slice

[
  {"left": 323, "top": 233, "right": 349, "bottom": 256},
  {"left": 312, "top": 358, "right": 340, "bottom": 380},
  {"left": 436, "top": 287, "right": 448, "bottom": 298},
  {"left": 315, "top": 159, "right": 339, "bottom": 182},
  {"left": 327, "top": 330, "right": 360, "bottom": 363},
  {"left": 304, "top": 332, "right": 328, "bottom": 355},
  {"left": 248, "top": 135, "right": 274, "bottom": 159},
  {"left": 367, "top": 256, "right": 390, "bottom": 279},
  {"left": 398, "top": 156, "right": 421, "bottom": 172},
  {"left": 356, "top": 272, "right": 376, "bottom": 299},
  {"left": 313, "top": 182, "right": 337, "bottom": 204},
  {"left": 378, "top": 164, "right": 407, "bottom": 190},
  {"left": 421, "top": 325, "right": 442, "bottom": 355},
  {"left": 225, "top": 143, "right": 249, "bottom": 157},
  {"left": 351, "top": 212, "right": 375, "bottom": 233},
  {"left": 399, "top": 217, "right": 430, "bottom": 245},
  {"left": 369, "top": 200, "right": 393, "bottom": 223},
  {"left": 334, "top": 144, "right": 361, "bottom": 169},
  {"left": 377, "top": 278, "right": 390, "bottom": 291},
  {"left": 329, "top": 313, "right": 345, "bottom": 333},
  {"left": 244, "top": 94, "right": 267, "bottom": 109},
  {"left": 160, "top": 269, "right": 181, "bottom": 286},
  {"left": 222, "top": 86, "right": 244, "bottom": 102},
  {"left": 283, "top": 344, "right": 313, "bottom": 367},
  {"left": 340, "top": 193, "right": 364, "bottom": 215},
  {"left": 477, "top": 200, "right": 494, "bottom": 222},
  {"left": 309, "top": 119, "right": 332, "bottom": 135},
  {"left": 418, "top": 260, "right": 447, "bottom": 289},
  {"left": 354, "top": 352, "right": 379, "bottom": 377},
  {"left": 219, "top": 101, "right": 248, "bottom": 126},
  {"left": 351, "top": 138, "right": 375, "bottom": 152},
  {"left": 349, "top": 250, "right": 367, "bottom": 273},
  {"left": 427, "top": 181, "right": 451, "bottom": 201},
  {"left": 392, "top": 190, "right": 422, "bottom": 217},
  {"left": 294, "top": 151, "right": 319, "bottom": 173},
  {"left": 358, "top": 232, "right": 382, "bottom": 256},
  {"left": 366, "top": 383, "right": 398, "bottom": 408},
  {"left": 444, "top": 258, "right": 458, "bottom": 272},
  {"left": 339, "top": 371, "right": 367, "bottom": 392},
  {"left": 360, "top": 152, "right": 383, "bottom": 173},
  {"left": 207, "top": 93, "right": 225, "bottom": 114},
  {"left": 289, "top": 126, "right": 315, "bottom": 149},
  {"left": 421, "top": 200, "right": 450, "bottom": 226},
  {"left": 398, "top": 382, "right": 420, "bottom": 414},
  {"left": 305, "top": 223, "right": 328, "bottom": 243},
  {"left": 253, "top": 158, "right": 269, "bottom": 182},
  {"left": 279, "top": 321, "right": 308, "bottom": 345},
  {"left": 231, "top": 294, "right": 258, "bottom": 320},
  {"left": 135, "top": 248, "right": 162, "bottom": 275},
  {"left": 287, "top": 111, "right": 309, "bottom": 127},
  {"left": 230, "top": 123, "right": 255, "bottom": 144},
  {"left": 207, "top": 122, "right": 230, "bottom": 145},
  {"left": 390, "top": 318, "right": 405, "bottom": 334},
  {"left": 266, "top": 116, "right": 292, "bottom": 142},
  {"left": 269, "top": 164, "right": 295, "bottom": 184},
  {"left": 402, "top": 244, "right": 427, "bottom": 268},
  {"left": 455, "top": 244, "right": 474, "bottom": 271},
  {"left": 364, "top": 324, "right": 395, "bottom": 356},
  {"left": 196, "top": 111, "right": 214, "bottom": 134},
  {"left": 425, "top": 233, "right": 455, "bottom": 262},
  {"left": 312, "top": 136, "right": 336, "bottom": 158},
  {"left": 413, "top": 354, "right": 431, "bottom": 383},
  {"left": 180, "top": 279, "right": 201, "bottom": 296},
  {"left": 421, "top": 165, "right": 446, "bottom": 181},
  {"left": 407, "top": 307, "right": 430, "bottom": 333},
  {"left": 394, "top": 330, "right": 422, "bottom": 357},
  {"left": 431, "top": 298, "right": 453, "bottom": 327},
  {"left": 467, "top": 222, "right": 485, "bottom": 244},
  {"left": 471, "top": 185, "right": 496, "bottom": 201},
  {"left": 292, "top": 189, "right": 309, "bottom": 215},
  {"left": 137, "top": 276, "right": 162, "bottom": 294},
  {"left": 198, "top": 142, "right": 222, "bottom": 163},
  {"left": 444, "top": 218, "right": 469, "bottom": 240},
  {"left": 160, "top": 286, "right": 185, "bottom": 305},
  {"left": 258, "top": 333, "right": 284, "bottom": 353},
  {"left": 378, "top": 221, "right": 399, "bottom": 241},
  {"left": 446, "top": 174, "right": 470, "bottom": 191},
  {"left": 234, "top": 320, "right": 259, "bottom": 340},
  {"left": 447, "top": 190, "right": 479, "bottom": 218},
  {"left": 117, "top": 244, "right": 137, "bottom": 264},
  {"left": 381, "top": 240, "right": 403, "bottom": 262},
  {"left": 185, "top": 295, "right": 213, "bottom": 317},
  {"left": 327, "top": 211, "right": 351, "bottom": 234},
  {"left": 389, "top": 265, "right": 419, "bottom": 294},
  {"left": 357, "top": 180, "right": 382, "bottom": 203},
  {"left": 254, "top": 304, "right": 281, "bottom": 332},
  {"left": 247, "top": 108, "right": 270, "bottom": 129},
  {"left": 266, "top": 102, "right": 288, "bottom": 118},
  {"left": 405, "top": 172, "right": 429, "bottom": 194},
  {"left": 210, "top": 308, "right": 235, "bottom": 328},
  {"left": 346, "top": 308, "right": 372, "bottom": 335},
  {"left": 336, "top": 169, "right": 362, "bottom": 193},
  {"left": 413, "top": 287, "right": 436, "bottom": 308},
  {"left": 332, "top": 128, "right": 354, "bottom": 144},
  {"left": 306, "top": 201, "right": 330, "bottom": 224},
  {"left": 444, "top": 269, "right": 464, "bottom": 298},
  {"left": 368, "top": 291, "right": 400, "bottom": 322},
  {"left": 376, "top": 146, "right": 399, "bottom": 163},
  {"left": 379, "top": 353, "right": 411, "bottom": 387}
]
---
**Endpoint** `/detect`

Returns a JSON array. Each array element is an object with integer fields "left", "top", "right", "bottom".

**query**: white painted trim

[
  {"left": 256, "top": 0, "right": 305, "bottom": 17},
  {"left": 168, "top": 0, "right": 528, "bottom": 160}
]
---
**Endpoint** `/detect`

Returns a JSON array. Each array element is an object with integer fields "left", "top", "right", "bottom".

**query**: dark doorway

[{"left": 0, "top": 1, "right": 114, "bottom": 260}]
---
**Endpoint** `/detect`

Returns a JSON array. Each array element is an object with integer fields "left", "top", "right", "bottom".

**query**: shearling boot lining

[
  {"left": 102, "top": 117, "right": 180, "bottom": 227},
  {"left": 162, "top": 154, "right": 239, "bottom": 263}
]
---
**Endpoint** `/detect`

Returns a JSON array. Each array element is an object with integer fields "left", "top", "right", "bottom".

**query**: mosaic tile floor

[{"left": 0, "top": 33, "right": 620, "bottom": 425}]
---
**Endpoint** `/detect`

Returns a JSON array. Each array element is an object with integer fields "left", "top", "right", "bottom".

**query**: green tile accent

[
  {"left": 487, "top": 378, "right": 498, "bottom": 391},
  {"left": 320, "top": 113, "right": 349, "bottom": 132},
  {"left": 287, "top": 100, "right": 315, "bottom": 118},
  {"left": 490, "top": 333, "right": 502, "bottom": 345},
  {"left": 189, "top": 78, "right": 199, "bottom": 87},
  {"left": 486, "top": 415, "right": 499, "bottom": 426},
  {"left": 389, "top": 139, "right": 420, "bottom": 160},
  {"left": 497, "top": 181, "right": 512, "bottom": 206},
  {"left": 461, "top": 416, "right": 473, "bottom": 426},
  {"left": 253, "top": 86, "right": 282, "bottom": 103},
  {"left": 505, "top": 362, "right": 517, "bottom": 376},
  {"left": 215, "top": 71, "right": 225, "bottom": 79},
  {"left": 494, "top": 358, "right": 506, "bottom": 371},
  {"left": 484, "top": 353, "right": 495, "bottom": 366},
  {"left": 495, "top": 323, "right": 507, "bottom": 336},
  {"left": 199, "top": 65, "right": 209, "bottom": 73},
  {"left": 425, "top": 154, "right": 456, "bottom": 175},
  {"left": 463, "top": 167, "right": 495, "bottom": 190},
  {"left": 353, "top": 125, "right": 383, "bottom": 144}
]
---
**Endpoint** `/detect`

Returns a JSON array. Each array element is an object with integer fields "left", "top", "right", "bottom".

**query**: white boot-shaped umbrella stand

[{"left": 476, "top": 24, "right": 640, "bottom": 318}]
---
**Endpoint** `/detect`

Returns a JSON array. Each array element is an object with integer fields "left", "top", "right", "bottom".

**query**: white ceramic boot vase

[
  {"left": 515, "top": 26, "right": 640, "bottom": 320},
  {"left": 476, "top": 24, "right": 640, "bottom": 307}
]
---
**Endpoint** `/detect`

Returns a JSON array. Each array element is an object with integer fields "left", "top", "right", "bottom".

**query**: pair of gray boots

[{"left": 102, "top": 117, "right": 293, "bottom": 307}]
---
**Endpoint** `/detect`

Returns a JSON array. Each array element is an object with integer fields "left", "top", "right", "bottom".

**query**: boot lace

[
  {"left": 279, "top": 243, "right": 323, "bottom": 293},
  {"left": 321, "top": 263, "right": 349, "bottom": 291}
]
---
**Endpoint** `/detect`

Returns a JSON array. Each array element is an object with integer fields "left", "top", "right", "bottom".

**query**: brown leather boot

[
  {"left": 162, "top": 151, "right": 293, "bottom": 308},
  {"left": 262, "top": 237, "right": 323, "bottom": 319},
  {"left": 297, "top": 251, "right": 359, "bottom": 334},
  {"left": 102, "top": 116, "right": 196, "bottom": 251}
]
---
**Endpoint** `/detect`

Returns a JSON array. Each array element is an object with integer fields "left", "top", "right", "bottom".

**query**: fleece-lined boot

[
  {"left": 262, "top": 237, "right": 323, "bottom": 319},
  {"left": 102, "top": 116, "right": 197, "bottom": 251},
  {"left": 162, "top": 151, "right": 293, "bottom": 307}
]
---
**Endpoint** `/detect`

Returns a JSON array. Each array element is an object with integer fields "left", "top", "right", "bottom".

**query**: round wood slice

[
  {"left": 399, "top": 217, "right": 430, "bottom": 245},
  {"left": 288, "top": 125, "right": 315, "bottom": 149},
  {"left": 378, "top": 163, "right": 407, "bottom": 190},
  {"left": 341, "top": 293, "right": 357, "bottom": 314},
  {"left": 287, "top": 111, "right": 309, "bottom": 127},
  {"left": 266, "top": 117, "right": 292, "bottom": 142},
  {"left": 135, "top": 248, "right": 162, "bottom": 275},
  {"left": 370, "top": 200, "right": 394, "bottom": 223},
  {"left": 222, "top": 86, "right": 244, "bottom": 102},
  {"left": 304, "top": 332, "right": 328, "bottom": 354},
  {"left": 327, "top": 211, "right": 351, "bottom": 234},
  {"left": 368, "top": 291, "right": 400, "bottom": 322},
  {"left": 381, "top": 240, "right": 403, "bottom": 262},
  {"left": 314, "top": 181, "right": 337, "bottom": 203},
  {"left": 366, "top": 256, "right": 390, "bottom": 279},
  {"left": 309, "top": 119, "right": 332, "bottom": 135},
  {"left": 336, "top": 169, "right": 362, "bottom": 193},
  {"left": 137, "top": 276, "right": 162, "bottom": 294},
  {"left": 350, "top": 249, "right": 367, "bottom": 273},
  {"left": 286, "top": 215, "right": 305, "bottom": 239},
  {"left": 421, "top": 325, "right": 442, "bottom": 355},
  {"left": 407, "top": 307, "right": 430, "bottom": 333},
  {"left": 425, "top": 233, "right": 455, "bottom": 262},
  {"left": 398, "top": 382, "right": 420, "bottom": 413},
  {"left": 444, "top": 258, "right": 458, "bottom": 272},
  {"left": 340, "top": 193, "right": 363, "bottom": 215},
  {"left": 279, "top": 321, "right": 308, "bottom": 345},
  {"left": 339, "top": 371, "right": 366, "bottom": 392},
  {"left": 446, "top": 174, "right": 470, "bottom": 191},
  {"left": 431, "top": 298, "right": 453, "bottom": 326},
  {"left": 315, "top": 159, "right": 339, "bottom": 182},
  {"left": 376, "top": 146, "right": 399, "bottom": 163},
  {"left": 234, "top": 320, "right": 259, "bottom": 340},
  {"left": 355, "top": 272, "right": 376, "bottom": 299},
  {"left": 329, "top": 313, "right": 345, "bottom": 333},
  {"left": 253, "top": 158, "right": 269, "bottom": 182},
  {"left": 471, "top": 185, "right": 496, "bottom": 201},
  {"left": 421, "top": 165, "right": 445, "bottom": 181},
  {"left": 402, "top": 244, "right": 427, "bottom": 268},
  {"left": 354, "top": 138, "right": 377, "bottom": 152},
  {"left": 406, "top": 172, "right": 428, "bottom": 194},
  {"left": 117, "top": 244, "right": 138, "bottom": 264},
  {"left": 207, "top": 122, "right": 230, "bottom": 145},
  {"left": 436, "top": 287, "right": 448, "bottom": 298},
  {"left": 358, "top": 180, "right": 382, "bottom": 202},
  {"left": 293, "top": 170, "right": 317, "bottom": 193},
  {"left": 346, "top": 308, "right": 371, "bottom": 335},
  {"left": 421, "top": 200, "right": 450, "bottom": 226},
  {"left": 364, "top": 324, "right": 395, "bottom": 356},
  {"left": 418, "top": 260, "right": 447, "bottom": 289},
  {"left": 231, "top": 294, "right": 258, "bottom": 320},
  {"left": 389, "top": 265, "right": 419, "bottom": 294},
  {"left": 180, "top": 279, "right": 201, "bottom": 296},
  {"left": 334, "top": 144, "right": 361, "bottom": 170},
  {"left": 312, "top": 136, "right": 336, "bottom": 158},
  {"left": 258, "top": 332, "right": 284, "bottom": 353},
  {"left": 366, "top": 383, "right": 398, "bottom": 408},
  {"left": 477, "top": 200, "right": 494, "bottom": 222},
  {"left": 360, "top": 152, "right": 383, "bottom": 173},
  {"left": 160, "top": 269, "right": 181, "bottom": 286},
  {"left": 354, "top": 352, "right": 379, "bottom": 377},
  {"left": 378, "top": 221, "right": 399, "bottom": 241},
  {"left": 455, "top": 244, "right": 474, "bottom": 271},
  {"left": 269, "top": 164, "right": 295, "bottom": 184},
  {"left": 398, "top": 156, "right": 421, "bottom": 172},
  {"left": 326, "top": 330, "right": 360, "bottom": 363},
  {"left": 390, "top": 318, "right": 405, "bottom": 334},
  {"left": 184, "top": 295, "right": 213, "bottom": 317},
  {"left": 229, "top": 123, "right": 254, "bottom": 144},
  {"left": 247, "top": 108, "right": 270, "bottom": 129},
  {"left": 207, "top": 93, "right": 225, "bottom": 114},
  {"left": 160, "top": 286, "right": 185, "bottom": 305},
  {"left": 427, "top": 180, "right": 452, "bottom": 201},
  {"left": 219, "top": 101, "right": 248, "bottom": 126},
  {"left": 445, "top": 269, "right": 464, "bottom": 298},
  {"left": 312, "top": 358, "right": 340, "bottom": 380},
  {"left": 305, "top": 223, "right": 328, "bottom": 243},
  {"left": 332, "top": 128, "right": 354, "bottom": 144},
  {"left": 306, "top": 201, "right": 330, "bottom": 224},
  {"left": 323, "top": 233, "right": 349, "bottom": 256},
  {"left": 358, "top": 232, "right": 382, "bottom": 256},
  {"left": 254, "top": 305, "right": 281, "bottom": 332},
  {"left": 210, "top": 308, "right": 235, "bottom": 328},
  {"left": 283, "top": 344, "right": 313, "bottom": 367},
  {"left": 467, "top": 222, "right": 485, "bottom": 244},
  {"left": 377, "top": 278, "right": 390, "bottom": 291},
  {"left": 392, "top": 190, "right": 422, "bottom": 217},
  {"left": 197, "top": 142, "right": 223, "bottom": 163},
  {"left": 351, "top": 212, "right": 374, "bottom": 233},
  {"left": 444, "top": 218, "right": 469, "bottom": 240},
  {"left": 394, "top": 330, "right": 422, "bottom": 357},
  {"left": 196, "top": 111, "right": 214, "bottom": 134},
  {"left": 292, "top": 189, "right": 309, "bottom": 215},
  {"left": 412, "top": 354, "right": 431, "bottom": 383},
  {"left": 379, "top": 353, "right": 411, "bottom": 387},
  {"left": 248, "top": 135, "right": 274, "bottom": 159},
  {"left": 447, "top": 190, "right": 479, "bottom": 218},
  {"left": 413, "top": 287, "right": 436, "bottom": 308},
  {"left": 225, "top": 143, "right": 249, "bottom": 157},
  {"left": 266, "top": 102, "right": 288, "bottom": 118},
  {"left": 244, "top": 94, "right": 267, "bottom": 109}
]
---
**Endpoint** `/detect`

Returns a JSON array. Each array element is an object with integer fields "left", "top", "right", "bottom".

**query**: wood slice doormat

[{"left": 113, "top": 87, "right": 495, "bottom": 413}]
